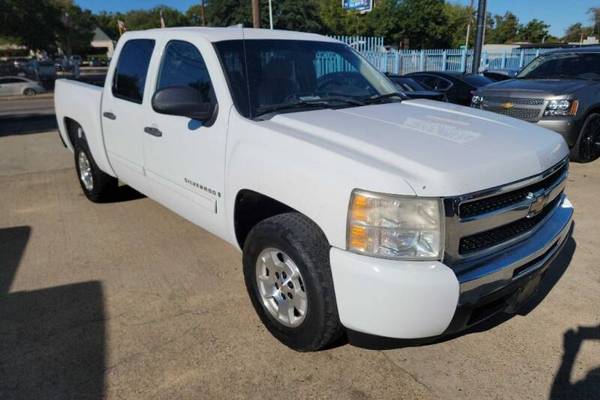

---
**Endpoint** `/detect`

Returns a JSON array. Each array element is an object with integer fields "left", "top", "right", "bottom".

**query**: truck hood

[
  {"left": 479, "top": 78, "right": 597, "bottom": 97},
  {"left": 267, "top": 100, "right": 568, "bottom": 197}
]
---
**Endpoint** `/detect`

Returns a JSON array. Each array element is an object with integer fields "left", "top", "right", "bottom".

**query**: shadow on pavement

[
  {"left": 347, "top": 232, "right": 577, "bottom": 350},
  {"left": 550, "top": 324, "right": 600, "bottom": 400},
  {"left": 0, "top": 226, "right": 106, "bottom": 399},
  {"left": 0, "top": 115, "right": 57, "bottom": 136}
]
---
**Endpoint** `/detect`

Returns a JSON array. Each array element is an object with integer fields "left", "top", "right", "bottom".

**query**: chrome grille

[
  {"left": 459, "top": 193, "right": 562, "bottom": 255},
  {"left": 483, "top": 97, "right": 544, "bottom": 106},
  {"left": 484, "top": 105, "right": 541, "bottom": 122},
  {"left": 444, "top": 158, "right": 568, "bottom": 267},
  {"left": 481, "top": 96, "right": 545, "bottom": 122},
  {"left": 459, "top": 162, "right": 568, "bottom": 219}
]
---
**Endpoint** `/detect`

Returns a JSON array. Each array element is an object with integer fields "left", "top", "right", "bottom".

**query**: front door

[{"left": 143, "top": 39, "right": 228, "bottom": 233}]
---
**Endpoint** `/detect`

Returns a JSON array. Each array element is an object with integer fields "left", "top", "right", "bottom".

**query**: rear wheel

[
  {"left": 243, "top": 212, "right": 343, "bottom": 351},
  {"left": 72, "top": 125, "right": 117, "bottom": 202},
  {"left": 571, "top": 113, "right": 600, "bottom": 163},
  {"left": 23, "top": 88, "right": 36, "bottom": 96}
]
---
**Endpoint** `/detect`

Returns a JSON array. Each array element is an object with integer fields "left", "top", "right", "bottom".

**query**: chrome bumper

[{"left": 457, "top": 194, "right": 573, "bottom": 304}]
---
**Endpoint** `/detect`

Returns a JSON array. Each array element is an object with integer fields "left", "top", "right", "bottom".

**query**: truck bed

[{"left": 54, "top": 79, "right": 115, "bottom": 177}]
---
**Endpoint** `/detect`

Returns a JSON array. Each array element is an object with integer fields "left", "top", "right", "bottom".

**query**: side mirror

[{"left": 152, "top": 86, "right": 215, "bottom": 121}]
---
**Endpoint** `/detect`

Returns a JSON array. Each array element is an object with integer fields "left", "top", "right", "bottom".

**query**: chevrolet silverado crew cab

[{"left": 55, "top": 28, "right": 573, "bottom": 351}]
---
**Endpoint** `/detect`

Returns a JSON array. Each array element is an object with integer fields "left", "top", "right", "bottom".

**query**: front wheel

[
  {"left": 571, "top": 113, "right": 600, "bottom": 163},
  {"left": 23, "top": 88, "right": 36, "bottom": 96},
  {"left": 243, "top": 212, "right": 343, "bottom": 351}
]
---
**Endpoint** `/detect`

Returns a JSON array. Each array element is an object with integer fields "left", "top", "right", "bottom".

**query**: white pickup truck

[{"left": 55, "top": 27, "right": 573, "bottom": 351}]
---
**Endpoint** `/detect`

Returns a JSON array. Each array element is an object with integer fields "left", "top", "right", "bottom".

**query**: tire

[
  {"left": 243, "top": 212, "right": 343, "bottom": 351},
  {"left": 23, "top": 88, "right": 36, "bottom": 96},
  {"left": 72, "top": 125, "right": 118, "bottom": 202},
  {"left": 570, "top": 113, "right": 600, "bottom": 163}
]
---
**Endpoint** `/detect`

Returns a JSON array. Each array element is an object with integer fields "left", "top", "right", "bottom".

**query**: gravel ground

[{"left": 0, "top": 123, "right": 598, "bottom": 399}]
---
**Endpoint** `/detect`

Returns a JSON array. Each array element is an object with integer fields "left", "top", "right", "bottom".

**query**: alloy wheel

[{"left": 255, "top": 247, "right": 308, "bottom": 328}]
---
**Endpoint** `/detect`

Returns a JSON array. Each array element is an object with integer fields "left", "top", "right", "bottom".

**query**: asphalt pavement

[{"left": 0, "top": 105, "right": 598, "bottom": 399}]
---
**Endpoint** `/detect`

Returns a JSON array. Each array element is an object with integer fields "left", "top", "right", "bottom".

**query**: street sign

[{"left": 342, "top": 0, "right": 373, "bottom": 13}]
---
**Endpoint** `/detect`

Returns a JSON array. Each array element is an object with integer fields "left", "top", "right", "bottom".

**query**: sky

[{"left": 75, "top": 0, "right": 597, "bottom": 37}]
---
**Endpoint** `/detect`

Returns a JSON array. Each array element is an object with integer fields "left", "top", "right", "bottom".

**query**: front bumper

[
  {"left": 537, "top": 118, "right": 580, "bottom": 147},
  {"left": 330, "top": 196, "right": 574, "bottom": 339}
]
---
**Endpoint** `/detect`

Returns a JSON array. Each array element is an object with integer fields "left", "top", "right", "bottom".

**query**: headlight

[
  {"left": 471, "top": 95, "right": 483, "bottom": 108},
  {"left": 347, "top": 190, "right": 443, "bottom": 260},
  {"left": 544, "top": 99, "right": 578, "bottom": 117}
]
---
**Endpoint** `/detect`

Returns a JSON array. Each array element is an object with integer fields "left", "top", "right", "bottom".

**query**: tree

[
  {"left": 396, "top": 0, "right": 451, "bottom": 48},
  {"left": 270, "top": 0, "right": 323, "bottom": 33},
  {"left": 121, "top": 7, "right": 189, "bottom": 31},
  {"left": 56, "top": 2, "right": 95, "bottom": 55},
  {"left": 93, "top": 11, "right": 120, "bottom": 40},
  {"left": 364, "top": 0, "right": 401, "bottom": 44},
  {"left": 487, "top": 12, "right": 519, "bottom": 43},
  {"left": 589, "top": 7, "right": 600, "bottom": 34},
  {"left": 443, "top": 2, "right": 474, "bottom": 48},
  {"left": 517, "top": 19, "right": 550, "bottom": 43},
  {"left": 205, "top": 0, "right": 252, "bottom": 27},
  {"left": 0, "top": 0, "right": 62, "bottom": 51},
  {"left": 563, "top": 22, "right": 593, "bottom": 43}
]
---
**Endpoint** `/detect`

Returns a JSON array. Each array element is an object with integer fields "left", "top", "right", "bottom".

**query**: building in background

[{"left": 90, "top": 28, "right": 116, "bottom": 58}]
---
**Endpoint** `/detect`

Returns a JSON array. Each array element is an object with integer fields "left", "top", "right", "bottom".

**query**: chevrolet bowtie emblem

[
  {"left": 501, "top": 102, "right": 514, "bottom": 109},
  {"left": 526, "top": 191, "right": 547, "bottom": 218}
]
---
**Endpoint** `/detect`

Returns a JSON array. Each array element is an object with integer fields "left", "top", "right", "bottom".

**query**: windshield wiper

[
  {"left": 254, "top": 97, "right": 364, "bottom": 119},
  {"left": 363, "top": 92, "right": 405, "bottom": 104}
]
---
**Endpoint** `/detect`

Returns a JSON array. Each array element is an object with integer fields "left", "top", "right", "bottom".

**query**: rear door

[{"left": 101, "top": 38, "right": 156, "bottom": 189}]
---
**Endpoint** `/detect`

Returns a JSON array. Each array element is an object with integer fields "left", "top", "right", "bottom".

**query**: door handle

[
  {"left": 144, "top": 127, "right": 162, "bottom": 137},
  {"left": 103, "top": 112, "right": 116, "bottom": 120}
]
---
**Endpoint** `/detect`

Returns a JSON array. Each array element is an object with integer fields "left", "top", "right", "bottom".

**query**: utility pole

[
  {"left": 471, "top": 0, "right": 487, "bottom": 74},
  {"left": 268, "top": 0, "right": 273, "bottom": 29},
  {"left": 200, "top": 0, "right": 206, "bottom": 26},
  {"left": 252, "top": 0, "right": 260, "bottom": 29}
]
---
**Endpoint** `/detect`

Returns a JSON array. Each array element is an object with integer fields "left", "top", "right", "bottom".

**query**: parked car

[
  {"left": 0, "top": 76, "right": 46, "bottom": 96},
  {"left": 55, "top": 29, "right": 573, "bottom": 351},
  {"left": 25, "top": 60, "right": 56, "bottom": 80},
  {"left": 405, "top": 71, "right": 494, "bottom": 105},
  {"left": 12, "top": 57, "right": 30, "bottom": 70},
  {"left": 472, "top": 47, "right": 600, "bottom": 162},
  {"left": 483, "top": 68, "right": 520, "bottom": 82},
  {"left": 386, "top": 74, "right": 447, "bottom": 102}
]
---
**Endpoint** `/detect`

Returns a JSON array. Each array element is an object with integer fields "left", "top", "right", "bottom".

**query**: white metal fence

[{"left": 331, "top": 35, "right": 548, "bottom": 74}]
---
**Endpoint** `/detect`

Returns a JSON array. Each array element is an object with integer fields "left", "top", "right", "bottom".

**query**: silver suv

[{"left": 472, "top": 47, "right": 600, "bottom": 162}]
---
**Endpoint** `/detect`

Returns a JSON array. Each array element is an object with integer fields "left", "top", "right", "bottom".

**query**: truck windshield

[
  {"left": 517, "top": 53, "right": 600, "bottom": 81},
  {"left": 214, "top": 39, "right": 399, "bottom": 119}
]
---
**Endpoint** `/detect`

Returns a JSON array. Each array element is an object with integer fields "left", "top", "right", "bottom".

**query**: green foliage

[
  {"left": 205, "top": 0, "right": 252, "bottom": 27},
  {"left": 589, "top": 7, "right": 600, "bottom": 35},
  {"left": 0, "top": 0, "right": 62, "bottom": 50},
  {"left": 56, "top": 2, "right": 95, "bottom": 54},
  {"left": 443, "top": 2, "right": 474, "bottom": 48},
  {"left": 396, "top": 0, "right": 451, "bottom": 48},
  {"left": 563, "top": 23, "right": 593, "bottom": 42},
  {"left": 487, "top": 12, "right": 519, "bottom": 44},
  {"left": 517, "top": 18, "right": 550, "bottom": 43},
  {"left": 270, "top": 0, "right": 323, "bottom": 33}
]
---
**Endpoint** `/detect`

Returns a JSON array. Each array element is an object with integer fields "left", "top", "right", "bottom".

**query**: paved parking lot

[{"left": 0, "top": 106, "right": 599, "bottom": 399}]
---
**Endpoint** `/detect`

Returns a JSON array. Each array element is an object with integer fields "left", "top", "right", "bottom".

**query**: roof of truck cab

[{"left": 122, "top": 27, "right": 338, "bottom": 43}]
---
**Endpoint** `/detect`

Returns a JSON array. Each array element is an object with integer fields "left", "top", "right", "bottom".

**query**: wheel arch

[{"left": 233, "top": 189, "right": 330, "bottom": 250}]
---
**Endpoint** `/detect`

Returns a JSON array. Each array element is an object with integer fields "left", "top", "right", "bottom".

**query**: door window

[
  {"left": 156, "top": 40, "right": 216, "bottom": 104},
  {"left": 112, "top": 39, "right": 155, "bottom": 104}
]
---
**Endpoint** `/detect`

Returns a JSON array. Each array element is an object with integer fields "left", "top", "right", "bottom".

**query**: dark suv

[{"left": 472, "top": 47, "right": 600, "bottom": 162}]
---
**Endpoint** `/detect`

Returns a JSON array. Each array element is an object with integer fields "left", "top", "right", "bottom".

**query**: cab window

[
  {"left": 156, "top": 40, "right": 216, "bottom": 104},
  {"left": 112, "top": 39, "right": 155, "bottom": 104}
]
